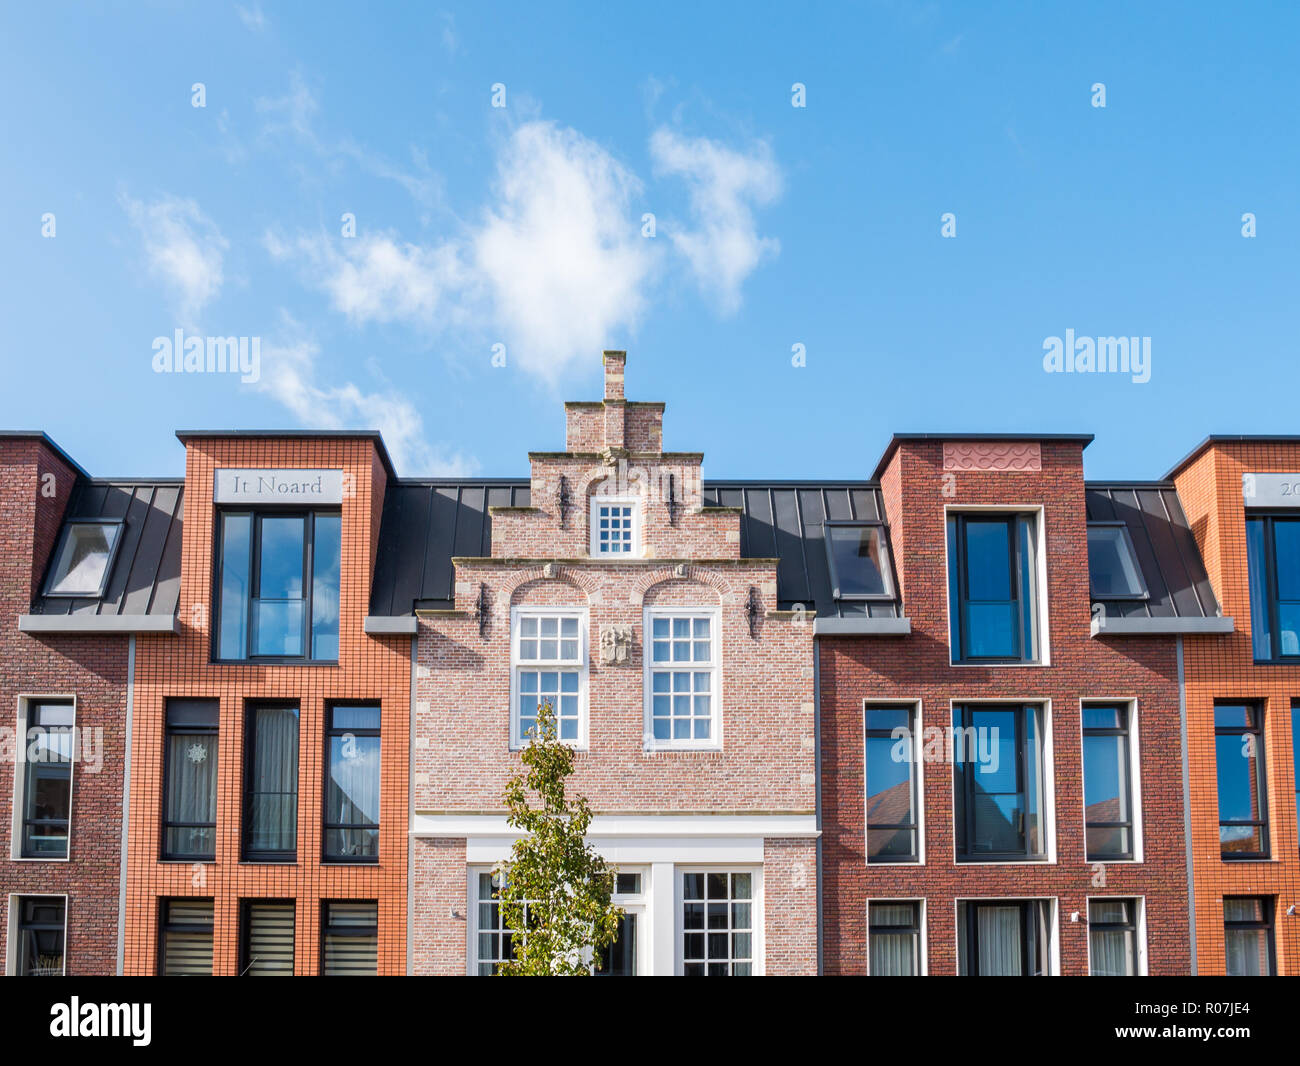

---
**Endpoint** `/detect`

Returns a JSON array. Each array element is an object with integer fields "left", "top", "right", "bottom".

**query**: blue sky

[{"left": 2, "top": 2, "right": 1297, "bottom": 480}]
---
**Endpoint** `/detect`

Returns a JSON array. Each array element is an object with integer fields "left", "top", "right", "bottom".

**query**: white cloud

[
  {"left": 473, "top": 121, "right": 658, "bottom": 380},
  {"left": 236, "top": 3, "right": 266, "bottom": 31},
  {"left": 649, "top": 127, "right": 782, "bottom": 314},
  {"left": 256, "top": 315, "right": 477, "bottom": 476},
  {"left": 121, "top": 194, "right": 228, "bottom": 325}
]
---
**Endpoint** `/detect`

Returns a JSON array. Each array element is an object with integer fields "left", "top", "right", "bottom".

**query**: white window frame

[
  {"left": 589, "top": 495, "right": 641, "bottom": 558},
  {"left": 943, "top": 504, "right": 1051, "bottom": 667},
  {"left": 674, "top": 865, "right": 763, "bottom": 976},
  {"left": 509, "top": 606, "right": 589, "bottom": 750},
  {"left": 5, "top": 892, "right": 69, "bottom": 976},
  {"left": 865, "top": 897, "right": 927, "bottom": 975},
  {"left": 10, "top": 695, "right": 77, "bottom": 863},
  {"left": 642, "top": 606, "right": 723, "bottom": 752},
  {"left": 953, "top": 895, "right": 1060, "bottom": 976},
  {"left": 1079, "top": 698, "right": 1144, "bottom": 864},
  {"left": 862, "top": 699, "right": 925, "bottom": 866},
  {"left": 1086, "top": 895, "right": 1148, "bottom": 976}
]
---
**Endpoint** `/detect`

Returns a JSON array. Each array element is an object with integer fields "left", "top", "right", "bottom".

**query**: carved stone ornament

[
  {"left": 543, "top": 563, "right": 556, "bottom": 578},
  {"left": 599, "top": 623, "right": 634, "bottom": 665},
  {"left": 673, "top": 562, "right": 687, "bottom": 578}
]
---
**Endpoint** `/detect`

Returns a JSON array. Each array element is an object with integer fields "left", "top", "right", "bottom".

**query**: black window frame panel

[
  {"left": 20, "top": 700, "right": 74, "bottom": 859},
  {"left": 160, "top": 698, "right": 220, "bottom": 861},
  {"left": 864, "top": 703, "right": 920, "bottom": 864},
  {"left": 15, "top": 896, "right": 66, "bottom": 976},
  {"left": 1085, "top": 521, "right": 1150, "bottom": 601},
  {"left": 948, "top": 512, "right": 1040, "bottom": 664},
  {"left": 320, "top": 900, "right": 379, "bottom": 976},
  {"left": 242, "top": 701, "right": 301, "bottom": 863},
  {"left": 239, "top": 898, "right": 296, "bottom": 976},
  {"left": 41, "top": 518, "right": 125, "bottom": 599},
  {"left": 953, "top": 703, "right": 1047, "bottom": 862},
  {"left": 1087, "top": 898, "right": 1139, "bottom": 976},
  {"left": 211, "top": 507, "right": 341, "bottom": 664},
  {"left": 1223, "top": 896, "right": 1276, "bottom": 976},
  {"left": 322, "top": 702, "right": 381, "bottom": 864},
  {"left": 823, "top": 520, "right": 898, "bottom": 602},
  {"left": 867, "top": 900, "right": 921, "bottom": 976},
  {"left": 1082, "top": 703, "right": 1135, "bottom": 862},
  {"left": 1245, "top": 513, "right": 1300, "bottom": 663},
  {"left": 959, "top": 899, "right": 1050, "bottom": 977},
  {"left": 157, "top": 897, "right": 214, "bottom": 976},
  {"left": 1215, "top": 701, "right": 1269, "bottom": 860}
]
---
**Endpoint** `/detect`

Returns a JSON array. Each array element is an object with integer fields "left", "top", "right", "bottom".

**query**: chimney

[{"left": 603, "top": 350, "right": 626, "bottom": 401}]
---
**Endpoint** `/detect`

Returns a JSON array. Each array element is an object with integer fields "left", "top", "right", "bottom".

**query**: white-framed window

[
  {"left": 679, "top": 868, "right": 758, "bottom": 976},
  {"left": 643, "top": 607, "right": 721, "bottom": 750},
  {"left": 1080, "top": 699, "right": 1143, "bottom": 863},
  {"left": 510, "top": 607, "right": 588, "bottom": 748},
  {"left": 11, "top": 696, "right": 76, "bottom": 862},
  {"left": 955, "top": 897, "right": 1058, "bottom": 976},
  {"left": 6, "top": 893, "right": 68, "bottom": 976},
  {"left": 866, "top": 898, "right": 926, "bottom": 975},
  {"left": 1087, "top": 896, "right": 1146, "bottom": 976},
  {"left": 590, "top": 496, "right": 640, "bottom": 557}
]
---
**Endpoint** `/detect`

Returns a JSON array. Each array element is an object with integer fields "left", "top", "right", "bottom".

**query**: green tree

[{"left": 493, "top": 700, "right": 622, "bottom": 975}]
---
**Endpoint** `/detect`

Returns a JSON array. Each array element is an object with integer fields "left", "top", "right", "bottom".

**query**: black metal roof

[
  {"left": 1084, "top": 482, "right": 1220, "bottom": 619},
  {"left": 29, "top": 479, "right": 185, "bottom": 619}
]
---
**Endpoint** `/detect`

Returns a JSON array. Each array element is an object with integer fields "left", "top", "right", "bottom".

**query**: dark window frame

[
  {"left": 823, "top": 520, "right": 898, "bottom": 602},
  {"left": 156, "top": 897, "right": 214, "bottom": 976},
  {"left": 1246, "top": 513, "right": 1300, "bottom": 663},
  {"left": 41, "top": 518, "right": 125, "bottom": 599},
  {"left": 1086, "top": 521, "right": 1150, "bottom": 601},
  {"left": 867, "top": 900, "right": 921, "bottom": 976},
  {"left": 1223, "top": 896, "right": 1276, "bottom": 976},
  {"left": 1087, "top": 897, "right": 1139, "bottom": 976},
  {"left": 20, "top": 700, "right": 74, "bottom": 859},
  {"left": 241, "top": 701, "right": 300, "bottom": 863},
  {"left": 1215, "top": 701, "right": 1269, "bottom": 861},
  {"left": 959, "top": 899, "right": 1050, "bottom": 977},
  {"left": 947, "top": 512, "right": 1040, "bottom": 664},
  {"left": 322, "top": 702, "right": 381, "bottom": 864},
  {"left": 953, "top": 703, "right": 1047, "bottom": 863},
  {"left": 239, "top": 897, "right": 295, "bottom": 976},
  {"left": 1082, "top": 703, "right": 1135, "bottom": 862},
  {"left": 160, "top": 698, "right": 220, "bottom": 862},
  {"left": 15, "top": 895, "right": 66, "bottom": 976},
  {"left": 211, "top": 507, "right": 341, "bottom": 665},
  {"left": 864, "top": 702, "right": 920, "bottom": 864},
  {"left": 320, "top": 899, "right": 379, "bottom": 976}
]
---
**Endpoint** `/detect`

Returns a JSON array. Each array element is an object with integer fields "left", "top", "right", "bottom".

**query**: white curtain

[
  {"left": 167, "top": 733, "right": 218, "bottom": 853},
  {"left": 251, "top": 707, "right": 298, "bottom": 851},
  {"left": 977, "top": 905, "right": 1022, "bottom": 975}
]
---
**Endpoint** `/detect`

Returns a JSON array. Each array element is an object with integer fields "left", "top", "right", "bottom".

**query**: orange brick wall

[
  {"left": 1175, "top": 441, "right": 1300, "bottom": 974},
  {"left": 123, "top": 437, "right": 410, "bottom": 975}
]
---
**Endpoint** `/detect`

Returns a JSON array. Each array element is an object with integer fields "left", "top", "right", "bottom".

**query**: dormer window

[
  {"left": 590, "top": 497, "right": 639, "bottom": 557},
  {"left": 1087, "top": 523, "right": 1148, "bottom": 600},
  {"left": 824, "top": 523, "right": 895, "bottom": 600},
  {"left": 44, "top": 521, "right": 123, "bottom": 597}
]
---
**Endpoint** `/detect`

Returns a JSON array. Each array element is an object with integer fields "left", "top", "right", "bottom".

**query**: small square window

[
  {"left": 590, "top": 498, "right": 638, "bottom": 557},
  {"left": 1087, "top": 524, "right": 1148, "bottom": 600},
  {"left": 44, "top": 521, "right": 123, "bottom": 597}
]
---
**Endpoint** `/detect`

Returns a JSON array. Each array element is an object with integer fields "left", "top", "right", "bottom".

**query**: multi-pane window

[
  {"left": 1082, "top": 704, "right": 1135, "bottom": 861},
  {"left": 864, "top": 705, "right": 919, "bottom": 863},
  {"left": 1088, "top": 899, "right": 1139, "bottom": 976},
  {"left": 952, "top": 704, "right": 1046, "bottom": 861},
  {"left": 159, "top": 899, "right": 213, "bottom": 976},
  {"left": 591, "top": 499, "right": 637, "bottom": 556},
  {"left": 947, "top": 513, "right": 1040, "bottom": 663},
  {"left": 1245, "top": 515, "right": 1300, "bottom": 661},
  {"left": 243, "top": 703, "right": 299, "bottom": 861},
  {"left": 513, "top": 611, "right": 584, "bottom": 745},
  {"left": 321, "top": 901, "right": 378, "bottom": 976},
  {"left": 14, "top": 897, "right": 65, "bottom": 976},
  {"left": 162, "top": 699, "right": 218, "bottom": 860},
  {"left": 474, "top": 871, "right": 528, "bottom": 975},
  {"left": 324, "top": 705, "right": 380, "bottom": 862},
  {"left": 215, "top": 510, "right": 341, "bottom": 661},
  {"left": 646, "top": 611, "right": 718, "bottom": 748},
  {"left": 1215, "top": 703, "right": 1268, "bottom": 859},
  {"left": 595, "top": 874, "right": 643, "bottom": 977},
  {"left": 1224, "top": 897, "right": 1275, "bottom": 976},
  {"left": 43, "top": 521, "right": 122, "bottom": 597},
  {"left": 682, "top": 871, "right": 752, "bottom": 976},
  {"left": 20, "top": 700, "right": 74, "bottom": 858},
  {"left": 240, "top": 900, "right": 294, "bottom": 976},
  {"left": 1086, "top": 523, "right": 1148, "bottom": 600},
  {"left": 957, "top": 899, "right": 1052, "bottom": 976},
  {"left": 868, "top": 901, "right": 921, "bottom": 976},
  {"left": 825, "top": 523, "right": 895, "bottom": 601}
]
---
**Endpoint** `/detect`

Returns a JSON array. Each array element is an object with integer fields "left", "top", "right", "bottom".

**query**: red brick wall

[
  {"left": 821, "top": 440, "right": 1192, "bottom": 975},
  {"left": 0, "top": 438, "right": 128, "bottom": 975}
]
